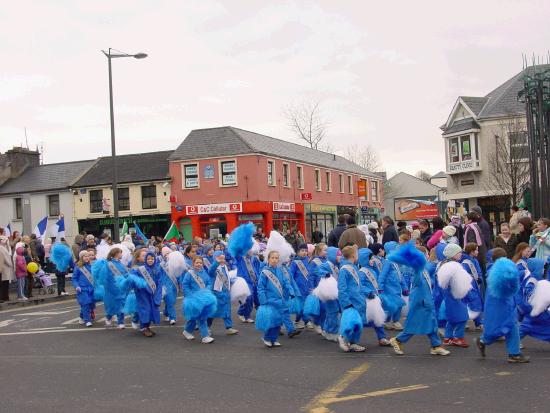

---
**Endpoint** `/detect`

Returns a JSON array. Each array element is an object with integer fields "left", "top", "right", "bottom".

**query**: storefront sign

[
  {"left": 337, "top": 206, "right": 357, "bottom": 215},
  {"left": 308, "top": 204, "right": 337, "bottom": 214},
  {"left": 448, "top": 160, "right": 475, "bottom": 173},
  {"left": 357, "top": 180, "right": 367, "bottom": 199},
  {"left": 186, "top": 203, "right": 242, "bottom": 215},
  {"left": 300, "top": 193, "right": 313, "bottom": 201},
  {"left": 273, "top": 202, "right": 295, "bottom": 212},
  {"left": 204, "top": 165, "right": 215, "bottom": 179},
  {"left": 361, "top": 206, "right": 380, "bottom": 215},
  {"left": 99, "top": 215, "right": 170, "bottom": 225},
  {"left": 394, "top": 198, "right": 439, "bottom": 220}
]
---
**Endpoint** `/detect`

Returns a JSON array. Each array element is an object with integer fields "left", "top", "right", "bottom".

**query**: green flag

[
  {"left": 163, "top": 221, "right": 180, "bottom": 241},
  {"left": 120, "top": 220, "right": 129, "bottom": 238}
]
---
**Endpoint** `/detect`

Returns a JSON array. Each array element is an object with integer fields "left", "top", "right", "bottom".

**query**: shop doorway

[
  {"left": 179, "top": 218, "right": 193, "bottom": 242},
  {"left": 273, "top": 213, "right": 300, "bottom": 234},
  {"left": 200, "top": 215, "right": 227, "bottom": 239},
  {"left": 306, "top": 213, "right": 335, "bottom": 244}
]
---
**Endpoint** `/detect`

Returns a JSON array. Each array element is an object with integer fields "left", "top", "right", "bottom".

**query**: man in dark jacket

[
  {"left": 381, "top": 216, "right": 399, "bottom": 244},
  {"left": 311, "top": 226, "right": 324, "bottom": 244},
  {"left": 327, "top": 215, "right": 347, "bottom": 247},
  {"left": 471, "top": 206, "right": 492, "bottom": 250},
  {"left": 418, "top": 219, "right": 432, "bottom": 246},
  {"left": 338, "top": 216, "right": 368, "bottom": 249}
]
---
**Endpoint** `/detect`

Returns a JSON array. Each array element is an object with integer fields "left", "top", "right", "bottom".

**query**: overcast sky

[{"left": 2, "top": 1, "right": 550, "bottom": 177}]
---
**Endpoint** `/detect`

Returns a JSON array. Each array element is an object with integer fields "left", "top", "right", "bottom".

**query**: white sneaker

[
  {"left": 393, "top": 322, "right": 404, "bottom": 331},
  {"left": 165, "top": 316, "right": 170, "bottom": 322},
  {"left": 182, "top": 330, "right": 195, "bottom": 340},
  {"left": 238, "top": 315, "right": 246, "bottom": 323},
  {"left": 325, "top": 333, "right": 339, "bottom": 342},
  {"left": 78, "top": 318, "right": 85, "bottom": 325},
  {"left": 202, "top": 336, "right": 214, "bottom": 344},
  {"left": 273, "top": 341, "right": 282, "bottom": 347},
  {"left": 384, "top": 322, "right": 394, "bottom": 330},
  {"left": 85, "top": 322, "right": 93, "bottom": 327},
  {"left": 245, "top": 318, "right": 254, "bottom": 323},
  {"left": 389, "top": 337, "right": 404, "bottom": 355},
  {"left": 117, "top": 324, "right": 126, "bottom": 330},
  {"left": 338, "top": 335, "right": 350, "bottom": 352},
  {"left": 430, "top": 346, "right": 450, "bottom": 356},
  {"left": 295, "top": 320, "right": 306, "bottom": 329},
  {"left": 226, "top": 328, "right": 239, "bottom": 335},
  {"left": 105, "top": 319, "right": 112, "bottom": 327},
  {"left": 315, "top": 325, "right": 323, "bottom": 335},
  {"left": 61, "top": 292, "right": 68, "bottom": 296},
  {"left": 262, "top": 339, "right": 273, "bottom": 348},
  {"left": 306, "top": 321, "right": 315, "bottom": 330},
  {"left": 169, "top": 320, "right": 176, "bottom": 326},
  {"left": 131, "top": 322, "right": 139, "bottom": 330},
  {"left": 349, "top": 344, "right": 366, "bottom": 352}
]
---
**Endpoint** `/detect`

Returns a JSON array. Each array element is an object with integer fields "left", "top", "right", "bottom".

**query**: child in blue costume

[
  {"left": 519, "top": 258, "right": 550, "bottom": 343},
  {"left": 207, "top": 251, "right": 239, "bottom": 336},
  {"left": 236, "top": 252, "right": 260, "bottom": 323},
  {"left": 320, "top": 246, "right": 342, "bottom": 342},
  {"left": 370, "top": 243, "right": 385, "bottom": 275},
  {"left": 160, "top": 249, "right": 182, "bottom": 326},
  {"left": 337, "top": 246, "right": 366, "bottom": 353},
  {"left": 202, "top": 245, "right": 215, "bottom": 272},
  {"left": 72, "top": 250, "right": 95, "bottom": 327},
  {"left": 476, "top": 254, "right": 529, "bottom": 363},
  {"left": 461, "top": 242, "right": 484, "bottom": 330},
  {"left": 309, "top": 243, "right": 329, "bottom": 335},
  {"left": 378, "top": 242, "right": 408, "bottom": 331},
  {"left": 290, "top": 244, "right": 314, "bottom": 329},
  {"left": 96, "top": 247, "right": 129, "bottom": 329},
  {"left": 127, "top": 252, "right": 164, "bottom": 337},
  {"left": 182, "top": 256, "right": 216, "bottom": 344},
  {"left": 257, "top": 251, "right": 294, "bottom": 347},
  {"left": 388, "top": 243, "right": 450, "bottom": 356},
  {"left": 280, "top": 259, "right": 302, "bottom": 338},
  {"left": 357, "top": 248, "right": 391, "bottom": 346}
]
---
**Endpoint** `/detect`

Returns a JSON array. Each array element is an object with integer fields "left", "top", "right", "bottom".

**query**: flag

[
  {"left": 4, "top": 223, "right": 11, "bottom": 237},
  {"left": 120, "top": 221, "right": 129, "bottom": 239},
  {"left": 163, "top": 221, "right": 180, "bottom": 242},
  {"left": 33, "top": 216, "right": 48, "bottom": 241},
  {"left": 52, "top": 216, "right": 65, "bottom": 239},
  {"left": 134, "top": 222, "right": 148, "bottom": 243}
]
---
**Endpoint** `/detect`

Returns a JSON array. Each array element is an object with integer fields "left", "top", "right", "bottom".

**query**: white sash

[
  {"left": 341, "top": 264, "right": 360, "bottom": 287},
  {"left": 311, "top": 258, "right": 322, "bottom": 267},
  {"left": 262, "top": 268, "right": 283, "bottom": 297},
  {"left": 244, "top": 257, "right": 257, "bottom": 284},
  {"left": 80, "top": 266, "right": 93, "bottom": 285},
  {"left": 372, "top": 256, "right": 382, "bottom": 272},
  {"left": 166, "top": 270, "right": 180, "bottom": 291},
  {"left": 281, "top": 266, "right": 292, "bottom": 282},
  {"left": 462, "top": 259, "right": 480, "bottom": 281},
  {"left": 328, "top": 261, "right": 339, "bottom": 280},
  {"left": 138, "top": 266, "right": 157, "bottom": 293},
  {"left": 203, "top": 258, "right": 212, "bottom": 270},
  {"left": 107, "top": 261, "right": 123, "bottom": 276},
  {"left": 295, "top": 260, "right": 309, "bottom": 280},
  {"left": 189, "top": 270, "right": 206, "bottom": 289},
  {"left": 359, "top": 267, "right": 378, "bottom": 290},
  {"left": 392, "top": 263, "right": 403, "bottom": 282},
  {"left": 422, "top": 270, "right": 433, "bottom": 293},
  {"left": 214, "top": 266, "right": 229, "bottom": 292}
]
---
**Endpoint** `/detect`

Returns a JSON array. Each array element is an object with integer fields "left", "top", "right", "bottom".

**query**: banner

[{"left": 394, "top": 198, "right": 439, "bottom": 221}]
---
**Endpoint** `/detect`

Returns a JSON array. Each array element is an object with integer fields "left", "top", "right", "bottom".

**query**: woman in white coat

[{"left": 0, "top": 236, "right": 16, "bottom": 302}]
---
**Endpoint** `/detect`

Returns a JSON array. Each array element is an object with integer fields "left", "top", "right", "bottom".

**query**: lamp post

[{"left": 102, "top": 48, "right": 147, "bottom": 242}]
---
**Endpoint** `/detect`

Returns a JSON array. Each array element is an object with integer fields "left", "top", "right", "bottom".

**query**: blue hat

[
  {"left": 213, "top": 251, "right": 224, "bottom": 258},
  {"left": 357, "top": 248, "right": 373, "bottom": 267}
]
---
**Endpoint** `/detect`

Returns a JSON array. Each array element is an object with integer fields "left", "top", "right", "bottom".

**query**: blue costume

[
  {"left": 182, "top": 267, "right": 214, "bottom": 338},
  {"left": 161, "top": 259, "right": 180, "bottom": 323},
  {"left": 290, "top": 255, "right": 313, "bottom": 323},
  {"left": 236, "top": 255, "right": 260, "bottom": 320},
  {"left": 72, "top": 263, "right": 95, "bottom": 323},
  {"left": 439, "top": 260, "right": 469, "bottom": 341},
  {"left": 378, "top": 242, "right": 407, "bottom": 323},
  {"left": 208, "top": 259, "right": 234, "bottom": 329},
  {"left": 309, "top": 255, "right": 328, "bottom": 329},
  {"left": 280, "top": 264, "right": 299, "bottom": 335},
  {"left": 321, "top": 247, "right": 342, "bottom": 337},
  {"left": 338, "top": 259, "right": 364, "bottom": 345},
  {"left": 462, "top": 254, "right": 483, "bottom": 327},
  {"left": 128, "top": 253, "right": 164, "bottom": 330},
  {"left": 100, "top": 258, "right": 129, "bottom": 326},
  {"left": 518, "top": 258, "right": 550, "bottom": 342}
]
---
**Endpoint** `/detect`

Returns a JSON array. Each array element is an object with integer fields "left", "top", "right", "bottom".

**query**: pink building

[{"left": 169, "top": 127, "right": 383, "bottom": 241}]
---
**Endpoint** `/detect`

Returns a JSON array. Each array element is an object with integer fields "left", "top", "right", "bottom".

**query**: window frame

[
  {"left": 509, "top": 131, "right": 529, "bottom": 163},
  {"left": 339, "top": 174, "right": 344, "bottom": 193},
  {"left": 325, "top": 170, "right": 332, "bottom": 192},
  {"left": 371, "top": 181, "right": 379, "bottom": 202},
  {"left": 267, "top": 160, "right": 276, "bottom": 186},
  {"left": 218, "top": 159, "right": 238, "bottom": 187},
  {"left": 141, "top": 185, "right": 157, "bottom": 210},
  {"left": 14, "top": 198, "right": 22, "bottom": 220},
  {"left": 182, "top": 162, "right": 200, "bottom": 190},
  {"left": 315, "top": 169, "right": 321, "bottom": 192},
  {"left": 348, "top": 175, "right": 353, "bottom": 195},
  {"left": 296, "top": 165, "right": 304, "bottom": 189},
  {"left": 118, "top": 187, "right": 130, "bottom": 211},
  {"left": 47, "top": 194, "right": 60, "bottom": 217},
  {"left": 89, "top": 189, "right": 103, "bottom": 213},
  {"left": 282, "top": 163, "right": 290, "bottom": 188}
]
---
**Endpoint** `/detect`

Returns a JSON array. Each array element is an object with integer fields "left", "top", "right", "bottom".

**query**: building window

[
  {"left": 14, "top": 198, "right": 22, "bottom": 219},
  {"left": 509, "top": 132, "right": 529, "bottom": 162},
  {"left": 183, "top": 163, "right": 199, "bottom": 189},
  {"left": 339, "top": 174, "right": 344, "bottom": 193},
  {"left": 220, "top": 160, "right": 237, "bottom": 186},
  {"left": 371, "top": 181, "right": 379, "bottom": 202},
  {"left": 48, "top": 194, "right": 60, "bottom": 217},
  {"left": 315, "top": 169, "right": 321, "bottom": 191},
  {"left": 348, "top": 175, "right": 353, "bottom": 194},
  {"left": 267, "top": 160, "right": 275, "bottom": 186},
  {"left": 460, "top": 135, "right": 472, "bottom": 160},
  {"left": 118, "top": 187, "right": 130, "bottom": 211},
  {"left": 326, "top": 171, "right": 331, "bottom": 192},
  {"left": 141, "top": 185, "right": 157, "bottom": 209},
  {"left": 89, "top": 190, "right": 103, "bottom": 213},
  {"left": 296, "top": 165, "right": 304, "bottom": 189},
  {"left": 449, "top": 137, "right": 460, "bottom": 163},
  {"left": 282, "top": 163, "right": 290, "bottom": 187}
]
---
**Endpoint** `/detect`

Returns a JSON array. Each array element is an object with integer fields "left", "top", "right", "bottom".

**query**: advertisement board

[{"left": 394, "top": 198, "right": 439, "bottom": 221}]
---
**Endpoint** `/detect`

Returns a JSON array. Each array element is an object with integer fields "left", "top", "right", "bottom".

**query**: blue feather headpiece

[
  {"left": 487, "top": 258, "right": 519, "bottom": 299},
  {"left": 387, "top": 241, "right": 426, "bottom": 273},
  {"left": 228, "top": 222, "right": 255, "bottom": 258},
  {"left": 50, "top": 242, "right": 73, "bottom": 272}
]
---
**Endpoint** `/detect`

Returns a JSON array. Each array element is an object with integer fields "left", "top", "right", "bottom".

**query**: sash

[
  {"left": 188, "top": 270, "right": 206, "bottom": 289},
  {"left": 107, "top": 261, "right": 123, "bottom": 276},
  {"left": 422, "top": 270, "right": 433, "bottom": 293},
  {"left": 518, "top": 260, "right": 531, "bottom": 277},
  {"left": 372, "top": 257, "right": 383, "bottom": 272},
  {"left": 262, "top": 268, "right": 283, "bottom": 297},
  {"left": 311, "top": 258, "right": 323, "bottom": 267},
  {"left": 244, "top": 257, "right": 257, "bottom": 284},
  {"left": 203, "top": 258, "right": 212, "bottom": 271},
  {"left": 281, "top": 266, "right": 292, "bottom": 282},
  {"left": 462, "top": 259, "right": 480, "bottom": 281},
  {"left": 392, "top": 263, "right": 403, "bottom": 282},
  {"left": 214, "top": 266, "right": 230, "bottom": 292},
  {"left": 328, "top": 261, "right": 339, "bottom": 280},
  {"left": 138, "top": 266, "right": 157, "bottom": 293},
  {"left": 295, "top": 260, "right": 309, "bottom": 281},
  {"left": 80, "top": 266, "right": 93, "bottom": 285},
  {"left": 341, "top": 264, "right": 360, "bottom": 287},
  {"left": 166, "top": 270, "right": 180, "bottom": 291},
  {"left": 359, "top": 267, "right": 378, "bottom": 290}
]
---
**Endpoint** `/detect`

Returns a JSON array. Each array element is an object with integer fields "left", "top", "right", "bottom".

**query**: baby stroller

[{"left": 34, "top": 270, "right": 56, "bottom": 295}]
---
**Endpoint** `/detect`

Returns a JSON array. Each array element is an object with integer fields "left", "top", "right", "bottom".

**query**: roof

[
  {"left": 72, "top": 150, "right": 172, "bottom": 187},
  {"left": 431, "top": 171, "right": 447, "bottom": 179},
  {"left": 442, "top": 118, "right": 480, "bottom": 135},
  {"left": 385, "top": 172, "right": 443, "bottom": 198},
  {"left": 169, "top": 126, "right": 379, "bottom": 178},
  {"left": 460, "top": 96, "right": 488, "bottom": 116},
  {"left": 0, "top": 160, "right": 95, "bottom": 195}
]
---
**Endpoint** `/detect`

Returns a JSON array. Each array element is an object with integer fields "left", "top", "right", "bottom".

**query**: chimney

[{"left": 0, "top": 146, "right": 41, "bottom": 185}]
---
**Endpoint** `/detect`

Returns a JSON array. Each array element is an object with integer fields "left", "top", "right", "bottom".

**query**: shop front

[
  {"left": 359, "top": 206, "right": 381, "bottom": 224},
  {"left": 171, "top": 201, "right": 305, "bottom": 240},
  {"left": 305, "top": 204, "right": 337, "bottom": 243},
  {"left": 78, "top": 214, "right": 171, "bottom": 238}
]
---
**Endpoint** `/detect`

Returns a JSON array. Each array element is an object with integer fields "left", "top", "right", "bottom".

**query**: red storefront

[{"left": 171, "top": 200, "right": 305, "bottom": 240}]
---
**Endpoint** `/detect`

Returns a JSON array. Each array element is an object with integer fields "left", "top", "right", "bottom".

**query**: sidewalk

[{"left": 0, "top": 275, "right": 76, "bottom": 311}]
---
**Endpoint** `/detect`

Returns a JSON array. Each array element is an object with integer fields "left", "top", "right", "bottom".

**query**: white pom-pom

[
  {"left": 468, "top": 308, "right": 480, "bottom": 320},
  {"left": 366, "top": 296, "right": 386, "bottom": 327},
  {"left": 265, "top": 231, "right": 294, "bottom": 264},
  {"left": 110, "top": 243, "right": 132, "bottom": 267},
  {"left": 529, "top": 279, "right": 550, "bottom": 317},
  {"left": 437, "top": 261, "right": 472, "bottom": 299},
  {"left": 313, "top": 276, "right": 339, "bottom": 302},
  {"left": 227, "top": 269, "right": 238, "bottom": 281},
  {"left": 96, "top": 242, "right": 110, "bottom": 260},
  {"left": 230, "top": 277, "right": 251, "bottom": 304},
  {"left": 167, "top": 251, "right": 187, "bottom": 278}
]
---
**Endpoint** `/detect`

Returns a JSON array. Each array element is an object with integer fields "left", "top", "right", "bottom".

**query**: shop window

[
  {"left": 273, "top": 213, "right": 300, "bottom": 233},
  {"left": 48, "top": 194, "right": 60, "bottom": 217},
  {"left": 118, "top": 188, "right": 130, "bottom": 211},
  {"left": 371, "top": 181, "right": 379, "bottom": 202},
  {"left": 348, "top": 175, "right": 353, "bottom": 194},
  {"left": 89, "top": 190, "right": 103, "bottom": 213},
  {"left": 282, "top": 163, "right": 290, "bottom": 187},
  {"left": 14, "top": 198, "right": 22, "bottom": 219},
  {"left": 339, "top": 174, "right": 344, "bottom": 193},
  {"left": 141, "top": 185, "right": 157, "bottom": 210},
  {"left": 449, "top": 138, "right": 460, "bottom": 163},
  {"left": 460, "top": 135, "right": 472, "bottom": 160},
  {"left": 509, "top": 132, "right": 529, "bottom": 162},
  {"left": 326, "top": 171, "right": 331, "bottom": 192},
  {"left": 296, "top": 165, "right": 304, "bottom": 189},
  {"left": 315, "top": 169, "right": 321, "bottom": 191},
  {"left": 220, "top": 160, "right": 237, "bottom": 186},
  {"left": 267, "top": 160, "right": 275, "bottom": 186},
  {"left": 183, "top": 163, "right": 199, "bottom": 189}
]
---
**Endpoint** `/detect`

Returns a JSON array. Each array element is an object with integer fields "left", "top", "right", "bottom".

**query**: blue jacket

[
  {"left": 208, "top": 262, "right": 232, "bottom": 318},
  {"left": 281, "top": 264, "right": 301, "bottom": 299},
  {"left": 182, "top": 268, "right": 212, "bottom": 295},
  {"left": 519, "top": 276, "right": 550, "bottom": 342},
  {"left": 102, "top": 259, "right": 129, "bottom": 316},
  {"left": 378, "top": 260, "right": 407, "bottom": 296},
  {"left": 462, "top": 255, "right": 483, "bottom": 313},
  {"left": 257, "top": 265, "right": 293, "bottom": 310},
  {"left": 128, "top": 257, "right": 164, "bottom": 325},
  {"left": 403, "top": 268, "right": 439, "bottom": 335},
  {"left": 309, "top": 256, "right": 326, "bottom": 290},
  {"left": 338, "top": 260, "right": 366, "bottom": 323},
  {"left": 290, "top": 256, "right": 312, "bottom": 297},
  {"left": 236, "top": 255, "right": 260, "bottom": 288},
  {"left": 72, "top": 263, "right": 94, "bottom": 306}
]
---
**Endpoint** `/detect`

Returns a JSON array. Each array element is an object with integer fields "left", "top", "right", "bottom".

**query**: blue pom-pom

[
  {"left": 50, "top": 242, "right": 73, "bottom": 272},
  {"left": 288, "top": 296, "right": 303, "bottom": 315},
  {"left": 339, "top": 307, "right": 362, "bottom": 338},
  {"left": 93, "top": 284, "right": 104, "bottom": 302},
  {"left": 487, "top": 258, "right": 519, "bottom": 298},
  {"left": 182, "top": 289, "right": 217, "bottom": 320},
  {"left": 123, "top": 291, "right": 137, "bottom": 315},
  {"left": 303, "top": 294, "right": 321, "bottom": 317},
  {"left": 527, "top": 258, "right": 545, "bottom": 280},
  {"left": 380, "top": 292, "right": 405, "bottom": 315},
  {"left": 228, "top": 222, "right": 255, "bottom": 258},
  {"left": 255, "top": 305, "right": 282, "bottom": 331},
  {"left": 387, "top": 242, "right": 426, "bottom": 272}
]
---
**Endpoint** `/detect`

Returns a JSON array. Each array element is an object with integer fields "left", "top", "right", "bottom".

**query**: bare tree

[
  {"left": 284, "top": 100, "right": 327, "bottom": 150},
  {"left": 483, "top": 116, "right": 530, "bottom": 206},
  {"left": 345, "top": 143, "right": 381, "bottom": 172},
  {"left": 415, "top": 170, "right": 432, "bottom": 182}
]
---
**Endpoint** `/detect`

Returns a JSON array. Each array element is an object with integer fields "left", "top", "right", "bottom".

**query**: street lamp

[{"left": 101, "top": 48, "right": 147, "bottom": 242}]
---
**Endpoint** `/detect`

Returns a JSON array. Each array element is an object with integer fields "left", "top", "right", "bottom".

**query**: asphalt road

[{"left": 1, "top": 300, "right": 549, "bottom": 413}]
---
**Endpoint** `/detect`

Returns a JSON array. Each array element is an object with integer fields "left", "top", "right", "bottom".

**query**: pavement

[
  {"left": 1, "top": 300, "right": 550, "bottom": 413},
  {"left": 1, "top": 274, "right": 76, "bottom": 310}
]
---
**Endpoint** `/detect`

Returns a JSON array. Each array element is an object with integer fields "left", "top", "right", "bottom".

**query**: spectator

[
  {"left": 367, "top": 222, "right": 380, "bottom": 243},
  {"left": 295, "top": 230, "right": 305, "bottom": 247},
  {"left": 14, "top": 246, "right": 28, "bottom": 301},
  {"left": 0, "top": 236, "right": 15, "bottom": 302},
  {"left": 449, "top": 215, "right": 464, "bottom": 247},
  {"left": 529, "top": 218, "right": 550, "bottom": 262},
  {"left": 471, "top": 206, "right": 492, "bottom": 250},
  {"left": 464, "top": 212, "right": 487, "bottom": 271},
  {"left": 82, "top": 234, "right": 96, "bottom": 251},
  {"left": 327, "top": 215, "right": 347, "bottom": 247},
  {"left": 493, "top": 223, "right": 518, "bottom": 259},
  {"left": 509, "top": 205, "right": 522, "bottom": 234},
  {"left": 516, "top": 217, "right": 533, "bottom": 245},
  {"left": 381, "top": 216, "right": 399, "bottom": 244},
  {"left": 338, "top": 215, "right": 368, "bottom": 249},
  {"left": 396, "top": 221, "right": 407, "bottom": 235},
  {"left": 284, "top": 229, "right": 297, "bottom": 251},
  {"left": 10, "top": 231, "right": 21, "bottom": 252},
  {"left": 35, "top": 238, "right": 45, "bottom": 267},
  {"left": 311, "top": 226, "right": 324, "bottom": 244},
  {"left": 72, "top": 234, "right": 84, "bottom": 259},
  {"left": 418, "top": 219, "right": 432, "bottom": 246}
]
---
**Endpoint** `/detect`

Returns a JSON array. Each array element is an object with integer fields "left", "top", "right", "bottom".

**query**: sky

[{"left": 2, "top": 0, "right": 550, "bottom": 177}]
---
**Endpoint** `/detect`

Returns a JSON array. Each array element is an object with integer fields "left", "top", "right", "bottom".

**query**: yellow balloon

[{"left": 27, "top": 262, "right": 39, "bottom": 274}]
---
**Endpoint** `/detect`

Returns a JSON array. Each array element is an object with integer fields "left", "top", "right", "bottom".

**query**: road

[{"left": 1, "top": 300, "right": 549, "bottom": 413}]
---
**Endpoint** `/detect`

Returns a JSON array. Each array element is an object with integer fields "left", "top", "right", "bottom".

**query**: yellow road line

[{"left": 325, "top": 384, "right": 430, "bottom": 404}]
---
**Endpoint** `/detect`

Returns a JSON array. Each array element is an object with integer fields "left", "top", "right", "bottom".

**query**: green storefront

[{"left": 78, "top": 214, "right": 171, "bottom": 238}]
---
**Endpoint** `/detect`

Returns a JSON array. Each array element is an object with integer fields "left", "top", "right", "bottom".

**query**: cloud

[{"left": 0, "top": 75, "right": 51, "bottom": 102}]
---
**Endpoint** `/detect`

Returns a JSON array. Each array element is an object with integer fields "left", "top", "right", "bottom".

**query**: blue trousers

[
  {"left": 387, "top": 307, "right": 402, "bottom": 323},
  {"left": 341, "top": 326, "right": 361, "bottom": 344},
  {"left": 396, "top": 331, "right": 441, "bottom": 347},
  {"left": 185, "top": 318, "right": 209, "bottom": 338},
  {"left": 106, "top": 313, "right": 125, "bottom": 325},
  {"left": 295, "top": 296, "right": 307, "bottom": 322},
  {"left": 481, "top": 323, "right": 521, "bottom": 356},
  {"left": 238, "top": 290, "right": 258, "bottom": 319},
  {"left": 444, "top": 321, "right": 466, "bottom": 339},
  {"left": 365, "top": 324, "right": 387, "bottom": 340},
  {"left": 207, "top": 314, "right": 233, "bottom": 329},
  {"left": 323, "top": 311, "right": 340, "bottom": 334},
  {"left": 163, "top": 301, "right": 177, "bottom": 321},
  {"left": 79, "top": 303, "right": 93, "bottom": 323},
  {"left": 264, "top": 326, "right": 281, "bottom": 343},
  {"left": 282, "top": 306, "right": 296, "bottom": 333}
]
